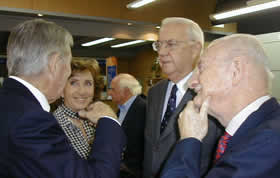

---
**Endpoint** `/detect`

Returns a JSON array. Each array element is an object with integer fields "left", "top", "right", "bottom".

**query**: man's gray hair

[
  {"left": 7, "top": 19, "right": 73, "bottom": 76},
  {"left": 161, "top": 17, "right": 204, "bottom": 48},
  {"left": 117, "top": 73, "right": 142, "bottom": 95}
]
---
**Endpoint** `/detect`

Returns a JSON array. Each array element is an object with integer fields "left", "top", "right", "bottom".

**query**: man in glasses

[{"left": 143, "top": 17, "right": 222, "bottom": 178}]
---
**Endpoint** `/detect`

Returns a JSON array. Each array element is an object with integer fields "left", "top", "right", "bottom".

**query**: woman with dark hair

[{"left": 53, "top": 58, "right": 103, "bottom": 159}]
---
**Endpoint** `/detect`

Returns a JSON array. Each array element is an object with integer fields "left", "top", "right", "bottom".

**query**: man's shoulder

[{"left": 148, "top": 79, "right": 168, "bottom": 93}]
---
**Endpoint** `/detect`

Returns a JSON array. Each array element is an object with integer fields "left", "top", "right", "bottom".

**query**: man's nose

[{"left": 158, "top": 43, "right": 169, "bottom": 56}]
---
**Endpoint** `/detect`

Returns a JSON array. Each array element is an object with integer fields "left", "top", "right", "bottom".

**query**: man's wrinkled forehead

[{"left": 159, "top": 23, "right": 190, "bottom": 39}]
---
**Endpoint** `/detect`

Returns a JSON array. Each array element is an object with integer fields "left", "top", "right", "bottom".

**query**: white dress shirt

[
  {"left": 226, "top": 95, "right": 271, "bottom": 136},
  {"left": 10, "top": 76, "right": 50, "bottom": 112},
  {"left": 161, "top": 72, "right": 192, "bottom": 121}
]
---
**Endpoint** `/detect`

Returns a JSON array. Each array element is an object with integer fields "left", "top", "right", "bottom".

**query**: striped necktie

[
  {"left": 160, "top": 84, "right": 178, "bottom": 134},
  {"left": 215, "top": 131, "right": 232, "bottom": 162}
]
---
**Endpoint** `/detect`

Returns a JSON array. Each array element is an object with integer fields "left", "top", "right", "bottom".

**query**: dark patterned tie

[
  {"left": 160, "top": 84, "right": 178, "bottom": 134},
  {"left": 214, "top": 131, "right": 232, "bottom": 162}
]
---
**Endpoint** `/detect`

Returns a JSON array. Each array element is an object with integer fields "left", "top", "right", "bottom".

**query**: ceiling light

[
  {"left": 156, "top": 26, "right": 161, "bottom": 29},
  {"left": 210, "top": 0, "right": 280, "bottom": 21},
  {"left": 82, "top": 38, "right": 115, "bottom": 47},
  {"left": 213, "top": 24, "right": 225, "bottom": 28},
  {"left": 111, "top": 40, "right": 146, "bottom": 48},
  {"left": 37, "top": 13, "right": 43, "bottom": 17},
  {"left": 127, "top": 0, "right": 156, "bottom": 9},
  {"left": 127, "top": 23, "right": 133, "bottom": 26}
]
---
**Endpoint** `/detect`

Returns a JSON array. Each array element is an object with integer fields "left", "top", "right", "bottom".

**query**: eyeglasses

[{"left": 152, "top": 40, "right": 190, "bottom": 51}]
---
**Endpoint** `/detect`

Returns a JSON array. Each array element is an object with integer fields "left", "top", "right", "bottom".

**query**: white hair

[
  {"left": 161, "top": 17, "right": 204, "bottom": 48},
  {"left": 7, "top": 19, "right": 73, "bottom": 76},
  {"left": 117, "top": 73, "right": 142, "bottom": 95}
]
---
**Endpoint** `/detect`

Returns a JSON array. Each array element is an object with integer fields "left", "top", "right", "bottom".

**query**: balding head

[
  {"left": 190, "top": 34, "right": 272, "bottom": 126},
  {"left": 208, "top": 34, "right": 272, "bottom": 91}
]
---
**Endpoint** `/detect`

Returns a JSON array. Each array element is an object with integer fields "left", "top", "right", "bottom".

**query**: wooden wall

[{"left": 0, "top": 0, "right": 217, "bottom": 30}]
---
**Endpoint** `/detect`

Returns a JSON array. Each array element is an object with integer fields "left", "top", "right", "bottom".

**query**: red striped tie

[{"left": 215, "top": 131, "right": 231, "bottom": 162}]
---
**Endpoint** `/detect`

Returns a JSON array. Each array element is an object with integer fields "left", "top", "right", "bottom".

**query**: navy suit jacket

[
  {"left": 161, "top": 98, "right": 280, "bottom": 178},
  {"left": 0, "top": 78, "right": 126, "bottom": 178},
  {"left": 121, "top": 95, "right": 146, "bottom": 173}
]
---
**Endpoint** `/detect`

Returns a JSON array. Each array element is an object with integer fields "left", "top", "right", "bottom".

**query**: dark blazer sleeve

[
  {"left": 161, "top": 131, "right": 280, "bottom": 178},
  {"left": 10, "top": 110, "right": 126, "bottom": 178}
]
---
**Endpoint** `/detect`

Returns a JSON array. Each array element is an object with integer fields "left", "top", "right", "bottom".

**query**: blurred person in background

[{"left": 109, "top": 73, "right": 146, "bottom": 178}]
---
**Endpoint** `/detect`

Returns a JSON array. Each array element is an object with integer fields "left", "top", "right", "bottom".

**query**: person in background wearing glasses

[{"left": 143, "top": 17, "right": 223, "bottom": 178}]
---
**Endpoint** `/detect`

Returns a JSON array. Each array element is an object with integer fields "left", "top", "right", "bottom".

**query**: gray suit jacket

[{"left": 143, "top": 79, "right": 222, "bottom": 178}]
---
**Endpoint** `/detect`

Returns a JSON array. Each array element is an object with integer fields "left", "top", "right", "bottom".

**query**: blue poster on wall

[{"left": 107, "top": 65, "right": 117, "bottom": 90}]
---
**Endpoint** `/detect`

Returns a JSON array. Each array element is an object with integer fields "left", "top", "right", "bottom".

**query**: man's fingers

[
  {"left": 199, "top": 96, "right": 210, "bottom": 119},
  {"left": 186, "top": 100, "right": 194, "bottom": 111},
  {"left": 78, "top": 110, "right": 87, "bottom": 118}
]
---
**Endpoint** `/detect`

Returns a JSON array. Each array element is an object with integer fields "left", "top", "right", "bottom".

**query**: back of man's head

[
  {"left": 7, "top": 19, "right": 73, "bottom": 77},
  {"left": 117, "top": 73, "right": 142, "bottom": 96}
]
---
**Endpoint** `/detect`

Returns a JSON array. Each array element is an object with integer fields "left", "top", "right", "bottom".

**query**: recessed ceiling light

[
  {"left": 213, "top": 24, "right": 225, "bottom": 28},
  {"left": 210, "top": 0, "right": 280, "bottom": 21},
  {"left": 127, "top": 0, "right": 156, "bottom": 9},
  {"left": 111, "top": 40, "right": 146, "bottom": 48},
  {"left": 82, "top": 38, "right": 115, "bottom": 47},
  {"left": 37, "top": 13, "right": 43, "bottom": 17},
  {"left": 156, "top": 26, "right": 161, "bottom": 29}
]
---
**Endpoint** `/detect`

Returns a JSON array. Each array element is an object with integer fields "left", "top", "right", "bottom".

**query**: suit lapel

[
  {"left": 160, "top": 88, "right": 195, "bottom": 140},
  {"left": 154, "top": 80, "right": 169, "bottom": 140}
]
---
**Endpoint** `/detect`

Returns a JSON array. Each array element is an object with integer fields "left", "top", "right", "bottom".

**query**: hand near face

[
  {"left": 78, "top": 101, "right": 117, "bottom": 124},
  {"left": 178, "top": 96, "right": 210, "bottom": 141}
]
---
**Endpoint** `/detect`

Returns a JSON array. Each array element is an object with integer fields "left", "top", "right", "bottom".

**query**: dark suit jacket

[
  {"left": 0, "top": 78, "right": 126, "bottom": 178},
  {"left": 121, "top": 95, "right": 146, "bottom": 176},
  {"left": 161, "top": 98, "right": 280, "bottom": 178},
  {"left": 143, "top": 79, "right": 222, "bottom": 178}
]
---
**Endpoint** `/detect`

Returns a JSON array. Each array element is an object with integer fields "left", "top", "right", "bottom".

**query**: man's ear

[
  {"left": 191, "top": 41, "right": 202, "bottom": 59},
  {"left": 231, "top": 57, "right": 244, "bottom": 86},
  {"left": 48, "top": 52, "right": 60, "bottom": 78}
]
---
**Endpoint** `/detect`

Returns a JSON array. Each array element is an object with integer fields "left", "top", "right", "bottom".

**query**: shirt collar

[
  {"left": 9, "top": 76, "right": 50, "bottom": 112},
  {"left": 118, "top": 95, "right": 137, "bottom": 111},
  {"left": 226, "top": 95, "right": 270, "bottom": 136},
  {"left": 174, "top": 71, "right": 193, "bottom": 94}
]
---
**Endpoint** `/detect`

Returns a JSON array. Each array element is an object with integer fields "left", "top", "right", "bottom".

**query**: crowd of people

[{"left": 0, "top": 16, "right": 280, "bottom": 178}]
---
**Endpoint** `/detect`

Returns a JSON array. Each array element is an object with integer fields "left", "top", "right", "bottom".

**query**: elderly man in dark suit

[
  {"left": 109, "top": 73, "right": 146, "bottom": 178},
  {"left": 0, "top": 19, "right": 126, "bottom": 178},
  {"left": 143, "top": 17, "right": 223, "bottom": 178},
  {"left": 161, "top": 34, "right": 280, "bottom": 178}
]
